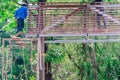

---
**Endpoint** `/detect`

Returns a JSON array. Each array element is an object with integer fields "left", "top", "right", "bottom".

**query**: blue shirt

[{"left": 14, "top": 6, "right": 28, "bottom": 19}]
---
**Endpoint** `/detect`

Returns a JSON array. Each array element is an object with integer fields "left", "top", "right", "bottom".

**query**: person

[
  {"left": 93, "top": 0, "right": 107, "bottom": 29},
  {"left": 14, "top": 2, "right": 28, "bottom": 37}
]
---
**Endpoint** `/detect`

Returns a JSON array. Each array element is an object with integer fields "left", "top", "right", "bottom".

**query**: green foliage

[
  {"left": 3, "top": 44, "right": 37, "bottom": 80},
  {"left": 1, "top": 0, "right": 120, "bottom": 80},
  {"left": 46, "top": 44, "right": 65, "bottom": 63},
  {"left": 30, "top": 75, "right": 36, "bottom": 80},
  {"left": 50, "top": 43, "right": 120, "bottom": 79}
]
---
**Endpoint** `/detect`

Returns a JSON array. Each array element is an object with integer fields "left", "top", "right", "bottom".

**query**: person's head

[{"left": 21, "top": 2, "right": 27, "bottom": 6}]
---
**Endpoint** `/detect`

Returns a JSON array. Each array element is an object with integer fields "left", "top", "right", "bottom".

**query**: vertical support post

[
  {"left": 37, "top": 37, "right": 45, "bottom": 80},
  {"left": 41, "top": 37, "right": 45, "bottom": 80},
  {"left": 5, "top": 47, "right": 10, "bottom": 80},
  {"left": 37, "top": 0, "right": 46, "bottom": 79},
  {"left": 2, "top": 39, "right": 4, "bottom": 80},
  {"left": 85, "top": 4, "right": 89, "bottom": 33},
  {"left": 37, "top": 0, "right": 46, "bottom": 80},
  {"left": 91, "top": 42, "right": 98, "bottom": 80},
  {"left": 83, "top": 5, "right": 87, "bottom": 33},
  {"left": 38, "top": 2, "right": 44, "bottom": 33},
  {"left": 37, "top": 38, "right": 40, "bottom": 80}
]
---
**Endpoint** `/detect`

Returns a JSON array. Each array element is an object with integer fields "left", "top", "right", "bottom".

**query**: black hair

[{"left": 22, "top": 4, "right": 27, "bottom": 6}]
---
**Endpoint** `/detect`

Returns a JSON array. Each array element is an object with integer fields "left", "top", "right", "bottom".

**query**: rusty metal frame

[
  {"left": 26, "top": 2, "right": 120, "bottom": 42},
  {"left": 2, "top": 2, "right": 120, "bottom": 80}
]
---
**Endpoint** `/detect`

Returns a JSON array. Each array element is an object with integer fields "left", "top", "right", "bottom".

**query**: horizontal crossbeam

[{"left": 45, "top": 39, "right": 120, "bottom": 43}]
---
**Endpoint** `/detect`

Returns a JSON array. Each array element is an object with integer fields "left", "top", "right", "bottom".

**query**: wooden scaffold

[{"left": 1, "top": 2, "right": 120, "bottom": 80}]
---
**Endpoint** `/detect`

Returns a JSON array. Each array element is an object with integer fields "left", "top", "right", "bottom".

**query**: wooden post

[
  {"left": 2, "top": 39, "right": 4, "bottom": 80},
  {"left": 37, "top": 37, "right": 45, "bottom": 80},
  {"left": 5, "top": 47, "right": 10, "bottom": 80},
  {"left": 41, "top": 37, "right": 45, "bottom": 80},
  {"left": 91, "top": 43, "right": 98, "bottom": 80},
  {"left": 37, "top": 0, "right": 46, "bottom": 80}
]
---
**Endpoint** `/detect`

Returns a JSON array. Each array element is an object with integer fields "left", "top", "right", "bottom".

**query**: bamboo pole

[
  {"left": 37, "top": 37, "right": 45, "bottom": 80},
  {"left": 40, "top": 37, "right": 45, "bottom": 80},
  {"left": 2, "top": 38, "right": 5, "bottom": 80},
  {"left": 91, "top": 42, "right": 98, "bottom": 80}
]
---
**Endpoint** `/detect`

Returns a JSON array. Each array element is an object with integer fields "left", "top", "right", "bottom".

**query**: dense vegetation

[{"left": 1, "top": 0, "right": 120, "bottom": 80}]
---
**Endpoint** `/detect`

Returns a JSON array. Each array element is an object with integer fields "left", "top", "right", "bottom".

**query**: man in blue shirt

[{"left": 14, "top": 3, "right": 28, "bottom": 37}]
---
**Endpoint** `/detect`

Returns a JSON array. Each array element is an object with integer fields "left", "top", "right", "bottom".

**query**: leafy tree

[{"left": 1, "top": 0, "right": 120, "bottom": 80}]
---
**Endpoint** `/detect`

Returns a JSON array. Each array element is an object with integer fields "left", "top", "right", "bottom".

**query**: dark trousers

[
  {"left": 91, "top": 2, "right": 107, "bottom": 29},
  {"left": 96, "top": 3, "right": 107, "bottom": 28},
  {"left": 16, "top": 18, "right": 24, "bottom": 33},
  {"left": 97, "top": 11, "right": 107, "bottom": 29}
]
